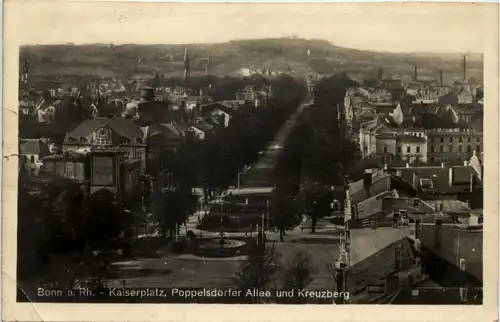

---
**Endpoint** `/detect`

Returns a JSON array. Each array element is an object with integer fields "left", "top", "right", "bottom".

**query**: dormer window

[
  {"left": 80, "top": 137, "right": 86, "bottom": 143},
  {"left": 68, "top": 137, "right": 75, "bottom": 143},
  {"left": 136, "top": 138, "right": 143, "bottom": 144}
]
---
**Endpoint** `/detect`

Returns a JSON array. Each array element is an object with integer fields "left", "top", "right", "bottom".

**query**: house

[
  {"left": 187, "top": 125, "right": 208, "bottom": 140},
  {"left": 405, "top": 82, "right": 423, "bottom": 97},
  {"left": 19, "top": 139, "right": 50, "bottom": 176},
  {"left": 201, "top": 102, "right": 233, "bottom": 128},
  {"left": 397, "top": 135, "right": 427, "bottom": 164},
  {"left": 142, "top": 122, "right": 186, "bottom": 176},
  {"left": 36, "top": 99, "right": 58, "bottom": 124},
  {"left": 19, "top": 99, "right": 35, "bottom": 116},
  {"left": 62, "top": 117, "right": 147, "bottom": 174}
]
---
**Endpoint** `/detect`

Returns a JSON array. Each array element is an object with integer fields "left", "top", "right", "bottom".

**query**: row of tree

[
  {"left": 270, "top": 74, "right": 362, "bottom": 235},
  {"left": 148, "top": 74, "right": 308, "bottom": 241}
]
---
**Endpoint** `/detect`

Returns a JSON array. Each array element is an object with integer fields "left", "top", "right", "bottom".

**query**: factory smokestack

[
  {"left": 413, "top": 65, "right": 418, "bottom": 81},
  {"left": 439, "top": 70, "right": 443, "bottom": 85},
  {"left": 378, "top": 67, "right": 383, "bottom": 80},
  {"left": 463, "top": 55, "right": 467, "bottom": 82}
]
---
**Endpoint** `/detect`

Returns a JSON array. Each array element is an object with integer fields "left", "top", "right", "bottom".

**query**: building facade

[
  {"left": 426, "top": 129, "right": 483, "bottom": 164},
  {"left": 62, "top": 117, "right": 147, "bottom": 174},
  {"left": 42, "top": 149, "right": 141, "bottom": 206}
]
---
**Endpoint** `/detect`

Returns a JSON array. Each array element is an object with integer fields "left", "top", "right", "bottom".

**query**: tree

[
  {"left": 279, "top": 251, "right": 315, "bottom": 303},
  {"left": 234, "top": 242, "right": 280, "bottom": 303},
  {"left": 296, "top": 180, "right": 332, "bottom": 233},
  {"left": 270, "top": 189, "right": 299, "bottom": 241},
  {"left": 151, "top": 188, "right": 192, "bottom": 239}
]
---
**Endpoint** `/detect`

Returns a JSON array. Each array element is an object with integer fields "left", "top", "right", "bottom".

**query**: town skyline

[{"left": 8, "top": 2, "right": 490, "bottom": 53}]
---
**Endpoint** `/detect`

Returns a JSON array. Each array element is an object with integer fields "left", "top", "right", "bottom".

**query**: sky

[{"left": 6, "top": 2, "right": 491, "bottom": 53}]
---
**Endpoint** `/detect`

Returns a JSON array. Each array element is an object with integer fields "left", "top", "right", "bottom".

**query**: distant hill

[{"left": 20, "top": 38, "right": 483, "bottom": 83}]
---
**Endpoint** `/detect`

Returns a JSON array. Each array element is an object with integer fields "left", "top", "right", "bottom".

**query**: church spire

[{"left": 184, "top": 48, "right": 191, "bottom": 80}]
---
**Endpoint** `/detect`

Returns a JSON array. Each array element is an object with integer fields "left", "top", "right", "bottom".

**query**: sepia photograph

[{"left": 2, "top": 1, "right": 499, "bottom": 322}]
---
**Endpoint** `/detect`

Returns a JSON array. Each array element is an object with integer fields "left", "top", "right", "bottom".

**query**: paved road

[{"left": 240, "top": 97, "right": 313, "bottom": 188}]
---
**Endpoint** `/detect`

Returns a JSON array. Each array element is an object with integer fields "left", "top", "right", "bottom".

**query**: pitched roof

[
  {"left": 349, "top": 227, "right": 412, "bottom": 267},
  {"left": 395, "top": 166, "right": 476, "bottom": 194},
  {"left": 201, "top": 102, "right": 233, "bottom": 115},
  {"left": 64, "top": 118, "right": 144, "bottom": 143}
]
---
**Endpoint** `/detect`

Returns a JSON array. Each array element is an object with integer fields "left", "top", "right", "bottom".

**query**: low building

[
  {"left": 19, "top": 139, "right": 50, "bottom": 176},
  {"left": 36, "top": 99, "right": 58, "bottom": 124}
]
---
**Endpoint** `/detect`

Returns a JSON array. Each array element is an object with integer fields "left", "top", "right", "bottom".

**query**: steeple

[{"left": 184, "top": 48, "right": 191, "bottom": 80}]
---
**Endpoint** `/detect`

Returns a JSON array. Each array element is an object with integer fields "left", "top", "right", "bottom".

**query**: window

[
  {"left": 468, "top": 137, "right": 471, "bottom": 142},
  {"left": 136, "top": 138, "right": 143, "bottom": 144},
  {"left": 449, "top": 145, "right": 453, "bottom": 152},
  {"left": 30, "top": 168, "right": 35, "bottom": 176},
  {"left": 476, "top": 137, "right": 480, "bottom": 142},
  {"left": 467, "top": 145, "right": 472, "bottom": 152},
  {"left": 440, "top": 138, "right": 444, "bottom": 143},
  {"left": 384, "top": 146, "right": 388, "bottom": 153},
  {"left": 449, "top": 138, "right": 453, "bottom": 143},
  {"left": 97, "top": 138, "right": 110, "bottom": 145},
  {"left": 398, "top": 146, "right": 402, "bottom": 153},
  {"left": 459, "top": 137, "right": 462, "bottom": 143},
  {"left": 30, "top": 155, "right": 35, "bottom": 163},
  {"left": 134, "top": 149, "right": 142, "bottom": 160},
  {"left": 430, "top": 146, "right": 434, "bottom": 152},
  {"left": 430, "top": 138, "right": 434, "bottom": 143},
  {"left": 430, "top": 157, "right": 435, "bottom": 162},
  {"left": 477, "top": 146, "right": 481, "bottom": 153},
  {"left": 458, "top": 145, "right": 462, "bottom": 152},
  {"left": 416, "top": 146, "right": 420, "bottom": 153},
  {"left": 440, "top": 146, "right": 444, "bottom": 152}
]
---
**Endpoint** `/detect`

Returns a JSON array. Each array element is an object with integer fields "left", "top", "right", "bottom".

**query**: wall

[
  {"left": 398, "top": 141, "right": 427, "bottom": 163},
  {"left": 417, "top": 224, "right": 482, "bottom": 282},
  {"left": 427, "top": 131, "right": 483, "bottom": 164},
  {"left": 376, "top": 138, "right": 397, "bottom": 155}
]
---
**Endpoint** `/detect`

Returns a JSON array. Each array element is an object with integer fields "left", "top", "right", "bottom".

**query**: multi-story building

[
  {"left": 426, "top": 128, "right": 483, "bottom": 164},
  {"left": 62, "top": 117, "right": 147, "bottom": 174},
  {"left": 42, "top": 148, "right": 142, "bottom": 206},
  {"left": 396, "top": 135, "right": 427, "bottom": 164}
]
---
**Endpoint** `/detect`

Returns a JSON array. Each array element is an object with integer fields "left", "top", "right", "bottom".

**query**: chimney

[
  {"left": 414, "top": 219, "right": 421, "bottom": 239},
  {"left": 463, "top": 55, "right": 467, "bottom": 82},
  {"left": 412, "top": 173, "right": 419, "bottom": 189},
  {"left": 363, "top": 170, "right": 372, "bottom": 188}
]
